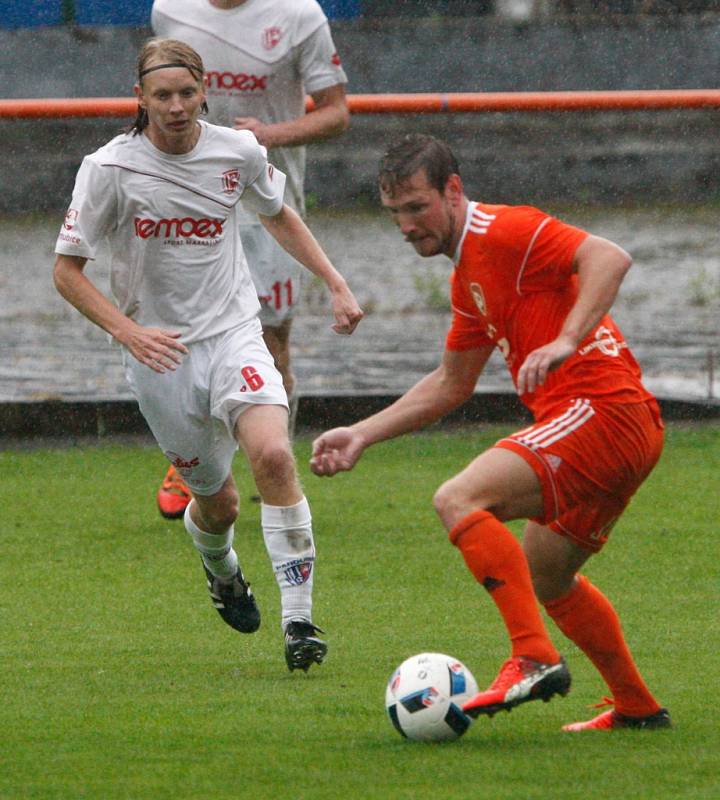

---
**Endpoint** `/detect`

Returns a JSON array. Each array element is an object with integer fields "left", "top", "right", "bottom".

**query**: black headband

[{"left": 139, "top": 61, "right": 202, "bottom": 79}]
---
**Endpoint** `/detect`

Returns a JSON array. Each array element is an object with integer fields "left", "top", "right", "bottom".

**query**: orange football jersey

[{"left": 446, "top": 203, "right": 655, "bottom": 418}]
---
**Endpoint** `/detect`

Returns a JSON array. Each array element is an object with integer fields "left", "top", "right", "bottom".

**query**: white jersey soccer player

[
  {"left": 56, "top": 122, "right": 280, "bottom": 343},
  {"left": 152, "top": 0, "right": 348, "bottom": 326},
  {"left": 55, "top": 123, "right": 289, "bottom": 495},
  {"left": 151, "top": 0, "right": 349, "bottom": 518},
  {"left": 53, "top": 39, "right": 362, "bottom": 671}
]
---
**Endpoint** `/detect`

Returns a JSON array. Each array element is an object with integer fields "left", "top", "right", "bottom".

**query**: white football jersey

[
  {"left": 55, "top": 121, "right": 287, "bottom": 343},
  {"left": 151, "top": 0, "right": 347, "bottom": 219}
]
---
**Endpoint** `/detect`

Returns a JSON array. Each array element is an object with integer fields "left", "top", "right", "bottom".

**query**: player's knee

[
  {"left": 252, "top": 439, "right": 296, "bottom": 483},
  {"left": 432, "top": 483, "right": 450, "bottom": 521},
  {"left": 433, "top": 480, "right": 483, "bottom": 530}
]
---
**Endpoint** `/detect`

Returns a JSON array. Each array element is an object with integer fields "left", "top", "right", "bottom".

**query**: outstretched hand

[
  {"left": 516, "top": 335, "right": 577, "bottom": 394},
  {"left": 310, "top": 427, "right": 366, "bottom": 476}
]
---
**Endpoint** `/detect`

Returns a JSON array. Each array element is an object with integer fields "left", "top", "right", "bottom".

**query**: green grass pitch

[{"left": 0, "top": 423, "right": 718, "bottom": 799}]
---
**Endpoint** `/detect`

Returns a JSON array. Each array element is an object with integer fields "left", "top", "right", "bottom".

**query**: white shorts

[
  {"left": 123, "top": 317, "right": 288, "bottom": 496},
  {"left": 240, "top": 223, "right": 302, "bottom": 328}
]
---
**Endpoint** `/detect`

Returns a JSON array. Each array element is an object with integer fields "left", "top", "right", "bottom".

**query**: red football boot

[
  {"left": 157, "top": 464, "right": 191, "bottom": 520},
  {"left": 463, "top": 656, "right": 571, "bottom": 718},
  {"left": 563, "top": 699, "right": 671, "bottom": 731}
]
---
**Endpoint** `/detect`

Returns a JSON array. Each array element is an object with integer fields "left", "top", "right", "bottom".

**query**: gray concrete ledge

[{"left": 0, "top": 394, "right": 717, "bottom": 443}]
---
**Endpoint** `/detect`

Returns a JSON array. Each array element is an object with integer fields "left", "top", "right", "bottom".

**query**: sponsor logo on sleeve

[
  {"left": 59, "top": 209, "right": 82, "bottom": 244},
  {"left": 63, "top": 209, "right": 79, "bottom": 230},
  {"left": 58, "top": 232, "right": 81, "bottom": 245},
  {"left": 331, "top": 52, "right": 342, "bottom": 66}
]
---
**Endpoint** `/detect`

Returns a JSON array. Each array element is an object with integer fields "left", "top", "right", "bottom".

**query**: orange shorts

[{"left": 496, "top": 397, "right": 664, "bottom": 552}]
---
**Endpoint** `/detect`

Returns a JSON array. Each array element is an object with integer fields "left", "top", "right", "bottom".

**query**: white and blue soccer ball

[{"left": 385, "top": 652, "right": 478, "bottom": 742}]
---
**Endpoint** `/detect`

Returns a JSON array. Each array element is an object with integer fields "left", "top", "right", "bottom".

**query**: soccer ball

[{"left": 385, "top": 652, "right": 478, "bottom": 742}]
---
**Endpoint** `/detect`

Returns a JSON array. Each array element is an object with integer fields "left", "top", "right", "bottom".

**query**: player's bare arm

[
  {"left": 310, "top": 346, "right": 492, "bottom": 477},
  {"left": 259, "top": 204, "right": 363, "bottom": 334},
  {"left": 234, "top": 84, "right": 349, "bottom": 149},
  {"left": 53, "top": 254, "right": 188, "bottom": 373},
  {"left": 516, "top": 234, "right": 632, "bottom": 394}
]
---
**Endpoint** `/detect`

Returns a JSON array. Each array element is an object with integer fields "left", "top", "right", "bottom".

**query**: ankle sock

[{"left": 183, "top": 502, "right": 238, "bottom": 581}]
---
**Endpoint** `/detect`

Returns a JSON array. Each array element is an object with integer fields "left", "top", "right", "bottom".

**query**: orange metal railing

[
  {"left": 1, "top": 90, "right": 720, "bottom": 119},
  {"left": 345, "top": 90, "right": 720, "bottom": 113}
]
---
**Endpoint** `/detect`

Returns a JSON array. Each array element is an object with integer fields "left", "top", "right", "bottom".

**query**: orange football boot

[
  {"left": 157, "top": 464, "right": 192, "bottom": 520},
  {"left": 463, "top": 656, "right": 571, "bottom": 718},
  {"left": 563, "top": 698, "right": 671, "bottom": 731}
]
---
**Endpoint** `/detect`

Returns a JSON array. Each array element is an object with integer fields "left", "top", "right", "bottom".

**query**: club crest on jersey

[
  {"left": 262, "top": 26, "right": 282, "bottom": 50},
  {"left": 63, "top": 209, "right": 79, "bottom": 230},
  {"left": 470, "top": 282, "right": 487, "bottom": 316},
  {"left": 221, "top": 168, "right": 240, "bottom": 194},
  {"left": 283, "top": 560, "right": 313, "bottom": 586}
]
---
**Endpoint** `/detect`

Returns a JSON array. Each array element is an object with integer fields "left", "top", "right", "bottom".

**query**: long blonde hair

[{"left": 129, "top": 38, "right": 207, "bottom": 135}]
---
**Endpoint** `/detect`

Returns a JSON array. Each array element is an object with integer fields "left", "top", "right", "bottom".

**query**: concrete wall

[{"left": 2, "top": 18, "right": 720, "bottom": 212}]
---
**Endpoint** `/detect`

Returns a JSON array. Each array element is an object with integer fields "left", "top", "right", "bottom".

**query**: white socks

[
  {"left": 183, "top": 497, "right": 316, "bottom": 627},
  {"left": 262, "top": 497, "right": 315, "bottom": 629},
  {"left": 184, "top": 503, "right": 238, "bottom": 581}
]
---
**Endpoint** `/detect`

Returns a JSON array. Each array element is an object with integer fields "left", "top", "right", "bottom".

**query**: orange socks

[
  {"left": 449, "top": 510, "right": 560, "bottom": 665},
  {"left": 543, "top": 575, "right": 661, "bottom": 717}
]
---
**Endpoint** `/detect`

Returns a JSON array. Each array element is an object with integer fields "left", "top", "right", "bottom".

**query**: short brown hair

[
  {"left": 378, "top": 134, "right": 460, "bottom": 195},
  {"left": 129, "top": 38, "right": 206, "bottom": 136}
]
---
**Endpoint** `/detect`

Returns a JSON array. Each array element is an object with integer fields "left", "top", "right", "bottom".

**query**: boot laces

[
  {"left": 163, "top": 466, "right": 190, "bottom": 497},
  {"left": 489, "top": 658, "right": 524, "bottom": 690}
]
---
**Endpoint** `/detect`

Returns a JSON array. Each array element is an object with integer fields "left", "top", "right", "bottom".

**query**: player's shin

[
  {"left": 449, "top": 509, "right": 560, "bottom": 665},
  {"left": 261, "top": 497, "right": 315, "bottom": 627},
  {"left": 183, "top": 502, "right": 239, "bottom": 580},
  {"left": 543, "top": 574, "right": 662, "bottom": 717}
]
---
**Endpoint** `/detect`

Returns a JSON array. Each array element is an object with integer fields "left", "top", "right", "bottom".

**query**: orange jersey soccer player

[{"left": 310, "top": 133, "right": 670, "bottom": 732}]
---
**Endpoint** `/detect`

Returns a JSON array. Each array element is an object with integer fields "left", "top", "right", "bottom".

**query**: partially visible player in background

[
  {"left": 54, "top": 38, "right": 362, "bottom": 671},
  {"left": 152, "top": 0, "right": 349, "bottom": 519},
  {"left": 311, "top": 134, "right": 671, "bottom": 731}
]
